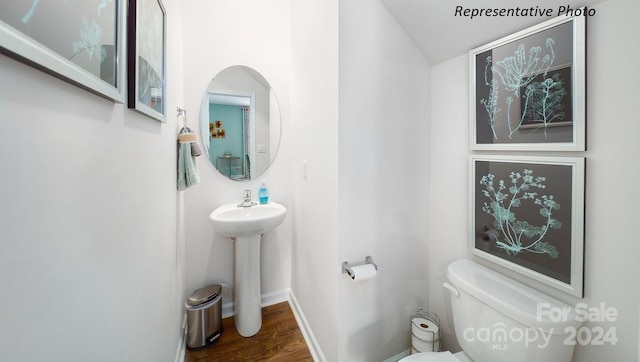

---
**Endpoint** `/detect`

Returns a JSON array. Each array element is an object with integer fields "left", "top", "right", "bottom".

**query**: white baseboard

[
  {"left": 222, "top": 301, "right": 234, "bottom": 318},
  {"left": 221, "top": 289, "right": 291, "bottom": 318},
  {"left": 174, "top": 313, "right": 187, "bottom": 362},
  {"left": 262, "top": 288, "right": 291, "bottom": 307},
  {"left": 289, "top": 290, "right": 326, "bottom": 362}
]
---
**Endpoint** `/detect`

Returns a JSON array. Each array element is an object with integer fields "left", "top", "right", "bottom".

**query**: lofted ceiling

[{"left": 379, "top": 0, "right": 605, "bottom": 65}]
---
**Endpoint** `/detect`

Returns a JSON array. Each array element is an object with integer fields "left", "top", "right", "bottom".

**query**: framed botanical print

[
  {"left": 128, "top": 0, "right": 166, "bottom": 122},
  {"left": 469, "top": 13, "right": 586, "bottom": 151},
  {"left": 469, "top": 155, "right": 585, "bottom": 297},
  {"left": 0, "top": 0, "right": 126, "bottom": 102}
]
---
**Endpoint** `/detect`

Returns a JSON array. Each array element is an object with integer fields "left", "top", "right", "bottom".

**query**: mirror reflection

[{"left": 200, "top": 66, "right": 281, "bottom": 181}]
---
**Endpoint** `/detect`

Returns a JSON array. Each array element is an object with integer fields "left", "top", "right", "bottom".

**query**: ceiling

[{"left": 379, "top": 0, "right": 605, "bottom": 65}]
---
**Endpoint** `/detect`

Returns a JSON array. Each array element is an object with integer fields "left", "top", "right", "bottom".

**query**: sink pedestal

[
  {"left": 208, "top": 202, "right": 287, "bottom": 338},
  {"left": 234, "top": 234, "right": 262, "bottom": 337}
]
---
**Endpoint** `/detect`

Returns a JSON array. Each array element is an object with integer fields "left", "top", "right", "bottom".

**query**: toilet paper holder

[
  {"left": 342, "top": 256, "right": 378, "bottom": 278},
  {"left": 411, "top": 306, "right": 441, "bottom": 352}
]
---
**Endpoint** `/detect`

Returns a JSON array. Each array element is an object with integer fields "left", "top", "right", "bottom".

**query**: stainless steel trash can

[{"left": 185, "top": 284, "right": 223, "bottom": 349}]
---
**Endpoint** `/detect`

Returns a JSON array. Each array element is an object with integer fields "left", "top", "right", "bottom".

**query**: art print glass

[
  {"left": 128, "top": 0, "right": 166, "bottom": 122},
  {"left": 0, "top": 0, "right": 125, "bottom": 102},
  {"left": 470, "top": 14, "right": 585, "bottom": 151},
  {"left": 470, "top": 155, "right": 585, "bottom": 297}
]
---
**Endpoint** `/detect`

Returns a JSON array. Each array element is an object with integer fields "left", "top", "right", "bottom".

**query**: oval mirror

[{"left": 200, "top": 66, "right": 281, "bottom": 181}]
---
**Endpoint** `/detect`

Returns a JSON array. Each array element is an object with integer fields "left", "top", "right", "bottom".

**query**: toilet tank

[{"left": 445, "top": 259, "right": 582, "bottom": 362}]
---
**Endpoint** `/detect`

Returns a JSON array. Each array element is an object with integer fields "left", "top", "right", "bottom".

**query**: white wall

[
  {"left": 182, "top": 0, "right": 293, "bottom": 311},
  {"left": 428, "top": 54, "right": 471, "bottom": 352},
  {"left": 290, "top": 0, "right": 340, "bottom": 360},
  {"left": 429, "top": 0, "right": 640, "bottom": 360},
  {"left": 337, "top": 0, "right": 431, "bottom": 361},
  {"left": 0, "top": 1, "right": 185, "bottom": 361}
]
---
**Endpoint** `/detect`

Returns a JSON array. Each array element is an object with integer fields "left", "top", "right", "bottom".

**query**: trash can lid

[{"left": 187, "top": 284, "right": 222, "bottom": 306}]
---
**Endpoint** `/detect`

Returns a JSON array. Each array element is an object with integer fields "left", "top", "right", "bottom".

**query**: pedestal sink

[{"left": 209, "top": 201, "right": 286, "bottom": 337}]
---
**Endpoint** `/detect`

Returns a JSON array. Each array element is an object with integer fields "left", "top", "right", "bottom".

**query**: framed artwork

[
  {"left": 469, "top": 155, "right": 585, "bottom": 297},
  {"left": 469, "top": 13, "right": 586, "bottom": 151},
  {"left": 0, "top": 0, "right": 126, "bottom": 102},
  {"left": 128, "top": 0, "right": 166, "bottom": 122}
]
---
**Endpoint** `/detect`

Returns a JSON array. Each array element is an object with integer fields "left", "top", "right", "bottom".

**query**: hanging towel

[
  {"left": 178, "top": 126, "right": 203, "bottom": 157},
  {"left": 177, "top": 127, "right": 201, "bottom": 191},
  {"left": 190, "top": 141, "right": 202, "bottom": 157}
]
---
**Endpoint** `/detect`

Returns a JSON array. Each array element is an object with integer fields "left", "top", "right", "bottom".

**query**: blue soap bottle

[{"left": 258, "top": 180, "right": 269, "bottom": 204}]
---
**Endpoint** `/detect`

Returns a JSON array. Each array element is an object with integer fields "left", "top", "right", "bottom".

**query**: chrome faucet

[{"left": 238, "top": 189, "right": 256, "bottom": 207}]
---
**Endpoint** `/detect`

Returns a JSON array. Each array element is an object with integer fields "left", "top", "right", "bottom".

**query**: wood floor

[{"left": 185, "top": 302, "right": 313, "bottom": 362}]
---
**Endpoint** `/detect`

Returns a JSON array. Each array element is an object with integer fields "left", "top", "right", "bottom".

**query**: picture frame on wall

[
  {"left": 0, "top": 1, "right": 126, "bottom": 102},
  {"left": 469, "top": 13, "right": 586, "bottom": 151},
  {"left": 469, "top": 155, "right": 585, "bottom": 297},
  {"left": 128, "top": 0, "right": 166, "bottom": 122}
]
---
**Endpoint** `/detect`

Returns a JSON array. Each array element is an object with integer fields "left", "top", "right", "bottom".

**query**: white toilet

[{"left": 400, "top": 259, "right": 582, "bottom": 362}]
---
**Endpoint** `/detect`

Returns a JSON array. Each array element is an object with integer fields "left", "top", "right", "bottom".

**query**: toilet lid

[{"left": 400, "top": 351, "right": 460, "bottom": 362}]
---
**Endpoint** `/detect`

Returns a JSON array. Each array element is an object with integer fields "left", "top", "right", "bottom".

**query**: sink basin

[
  {"left": 209, "top": 202, "right": 286, "bottom": 237},
  {"left": 208, "top": 201, "right": 287, "bottom": 337}
]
